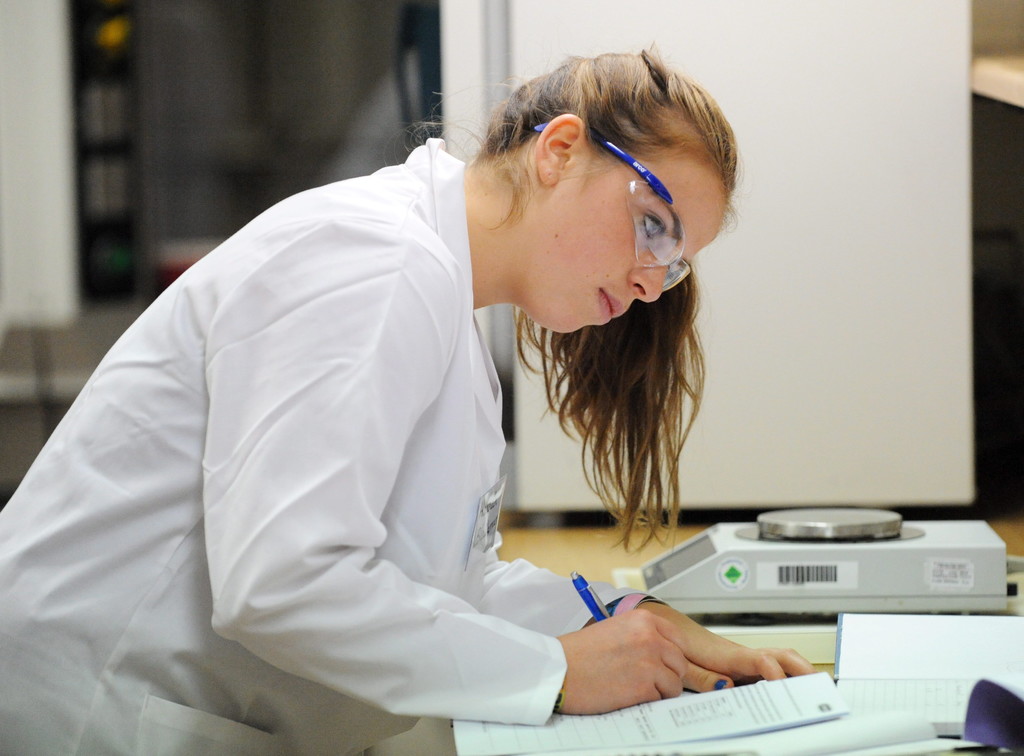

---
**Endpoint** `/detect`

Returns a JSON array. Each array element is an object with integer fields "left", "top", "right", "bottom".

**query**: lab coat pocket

[{"left": 137, "top": 694, "right": 278, "bottom": 755}]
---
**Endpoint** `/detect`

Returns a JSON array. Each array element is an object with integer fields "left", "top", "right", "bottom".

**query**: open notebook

[{"left": 834, "top": 613, "right": 1024, "bottom": 736}]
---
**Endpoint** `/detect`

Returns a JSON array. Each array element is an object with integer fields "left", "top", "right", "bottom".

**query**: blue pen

[{"left": 571, "top": 571, "right": 610, "bottom": 622}]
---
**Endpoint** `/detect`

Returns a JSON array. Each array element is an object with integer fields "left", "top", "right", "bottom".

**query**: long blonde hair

[{"left": 476, "top": 50, "right": 738, "bottom": 548}]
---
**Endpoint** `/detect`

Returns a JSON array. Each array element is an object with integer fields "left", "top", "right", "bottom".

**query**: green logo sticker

[{"left": 716, "top": 558, "right": 749, "bottom": 591}]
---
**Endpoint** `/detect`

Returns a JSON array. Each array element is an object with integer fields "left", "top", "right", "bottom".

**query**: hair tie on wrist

[
  {"left": 609, "top": 593, "right": 667, "bottom": 615},
  {"left": 553, "top": 683, "right": 566, "bottom": 714}
]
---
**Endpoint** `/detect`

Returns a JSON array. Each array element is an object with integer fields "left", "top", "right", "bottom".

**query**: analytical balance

[{"left": 642, "top": 509, "right": 1008, "bottom": 615}]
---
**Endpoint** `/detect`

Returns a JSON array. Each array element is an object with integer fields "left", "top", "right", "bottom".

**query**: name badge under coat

[{"left": 464, "top": 476, "right": 506, "bottom": 568}]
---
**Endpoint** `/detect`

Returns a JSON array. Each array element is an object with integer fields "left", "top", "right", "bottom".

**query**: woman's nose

[{"left": 630, "top": 266, "right": 665, "bottom": 303}]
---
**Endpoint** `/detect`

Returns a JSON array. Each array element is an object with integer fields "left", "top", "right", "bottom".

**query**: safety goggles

[{"left": 534, "top": 123, "right": 690, "bottom": 291}]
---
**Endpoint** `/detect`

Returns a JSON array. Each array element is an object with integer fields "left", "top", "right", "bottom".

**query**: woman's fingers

[
  {"left": 681, "top": 661, "right": 733, "bottom": 692},
  {"left": 557, "top": 607, "right": 820, "bottom": 715},
  {"left": 754, "top": 647, "right": 817, "bottom": 679},
  {"left": 635, "top": 602, "right": 819, "bottom": 683}
]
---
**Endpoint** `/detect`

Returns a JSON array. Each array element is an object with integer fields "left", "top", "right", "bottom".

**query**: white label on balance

[
  {"left": 926, "top": 558, "right": 974, "bottom": 590},
  {"left": 757, "top": 561, "right": 859, "bottom": 590}
]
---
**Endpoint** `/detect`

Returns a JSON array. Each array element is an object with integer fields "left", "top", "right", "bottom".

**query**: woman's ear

[{"left": 533, "top": 114, "right": 587, "bottom": 188}]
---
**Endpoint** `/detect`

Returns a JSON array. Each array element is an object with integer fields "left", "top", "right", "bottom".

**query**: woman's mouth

[{"left": 599, "top": 289, "right": 623, "bottom": 322}]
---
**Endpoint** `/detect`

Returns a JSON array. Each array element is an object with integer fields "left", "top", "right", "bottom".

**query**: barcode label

[
  {"left": 757, "top": 561, "right": 858, "bottom": 590},
  {"left": 778, "top": 564, "right": 837, "bottom": 584}
]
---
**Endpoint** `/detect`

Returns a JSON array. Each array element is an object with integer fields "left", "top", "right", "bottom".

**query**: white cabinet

[{"left": 443, "top": 0, "right": 974, "bottom": 510}]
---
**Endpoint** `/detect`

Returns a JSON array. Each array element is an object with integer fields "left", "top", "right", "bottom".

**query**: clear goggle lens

[{"left": 627, "top": 180, "right": 690, "bottom": 291}]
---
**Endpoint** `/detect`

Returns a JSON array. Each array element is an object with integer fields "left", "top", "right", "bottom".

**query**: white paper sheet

[
  {"left": 836, "top": 679, "right": 973, "bottom": 736},
  {"left": 514, "top": 712, "right": 938, "bottom": 756},
  {"left": 834, "top": 613, "right": 1024, "bottom": 679},
  {"left": 834, "top": 613, "right": 1024, "bottom": 736},
  {"left": 453, "top": 673, "right": 847, "bottom": 756}
]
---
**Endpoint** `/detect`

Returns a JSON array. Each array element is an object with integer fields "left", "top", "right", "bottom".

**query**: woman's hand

[
  {"left": 635, "top": 601, "right": 817, "bottom": 688},
  {"left": 557, "top": 609, "right": 692, "bottom": 714},
  {"left": 556, "top": 602, "right": 817, "bottom": 714}
]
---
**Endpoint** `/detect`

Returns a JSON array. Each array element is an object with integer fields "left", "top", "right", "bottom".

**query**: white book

[{"left": 834, "top": 612, "right": 1024, "bottom": 736}]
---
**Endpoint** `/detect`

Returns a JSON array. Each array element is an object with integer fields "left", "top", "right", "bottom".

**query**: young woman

[{"left": 0, "top": 50, "right": 813, "bottom": 754}]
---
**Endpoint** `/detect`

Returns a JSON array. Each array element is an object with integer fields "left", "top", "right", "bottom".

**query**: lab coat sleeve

[
  {"left": 476, "top": 543, "right": 637, "bottom": 634},
  {"left": 201, "top": 216, "right": 565, "bottom": 726}
]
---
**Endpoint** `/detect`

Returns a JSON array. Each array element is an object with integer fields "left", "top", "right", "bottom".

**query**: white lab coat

[{"left": 0, "top": 141, "right": 628, "bottom": 755}]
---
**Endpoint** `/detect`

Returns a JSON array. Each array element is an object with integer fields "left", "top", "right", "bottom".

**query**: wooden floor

[{"left": 499, "top": 443, "right": 1024, "bottom": 585}]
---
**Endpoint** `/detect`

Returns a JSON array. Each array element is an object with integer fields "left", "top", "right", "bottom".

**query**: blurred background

[
  {"left": 0, "top": 0, "right": 442, "bottom": 500},
  {"left": 1, "top": 0, "right": 1022, "bottom": 520}
]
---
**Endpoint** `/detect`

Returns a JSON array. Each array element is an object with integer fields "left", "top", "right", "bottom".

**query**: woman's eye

[{"left": 642, "top": 213, "right": 666, "bottom": 240}]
